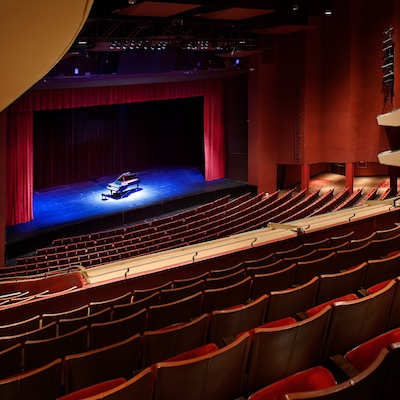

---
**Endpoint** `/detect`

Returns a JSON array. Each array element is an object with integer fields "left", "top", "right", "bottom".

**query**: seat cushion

[
  {"left": 345, "top": 327, "right": 400, "bottom": 371},
  {"left": 367, "top": 280, "right": 391, "bottom": 294},
  {"left": 306, "top": 293, "right": 358, "bottom": 317},
  {"left": 248, "top": 366, "right": 336, "bottom": 400},
  {"left": 56, "top": 378, "right": 126, "bottom": 400},
  {"left": 386, "top": 250, "right": 400, "bottom": 258},
  {"left": 163, "top": 343, "right": 219, "bottom": 362},
  {"left": 237, "top": 317, "right": 297, "bottom": 340}
]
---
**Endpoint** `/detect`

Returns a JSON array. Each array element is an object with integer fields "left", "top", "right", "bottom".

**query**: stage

[{"left": 6, "top": 166, "right": 256, "bottom": 260}]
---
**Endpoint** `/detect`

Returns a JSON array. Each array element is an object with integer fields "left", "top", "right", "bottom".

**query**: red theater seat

[
  {"left": 305, "top": 293, "right": 359, "bottom": 318},
  {"left": 56, "top": 378, "right": 126, "bottom": 400},
  {"left": 344, "top": 327, "right": 400, "bottom": 372},
  {"left": 162, "top": 342, "right": 219, "bottom": 362},
  {"left": 247, "top": 366, "right": 337, "bottom": 400},
  {"left": 141, "top": 313, "right": 209, "bottom": 367}
]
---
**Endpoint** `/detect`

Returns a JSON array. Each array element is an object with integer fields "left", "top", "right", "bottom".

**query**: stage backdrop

[
  {"left": 34, "top": 98, "right": 204, "bottom": 189},
  {"left": 6, "top": 79, "right": 225, "bottom": 226}
]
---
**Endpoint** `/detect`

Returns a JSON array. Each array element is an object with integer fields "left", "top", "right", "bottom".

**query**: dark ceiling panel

[
  {"left": 114, "top": 2, "right": 202, "bottom": 18},
  {"left": 199, "top": 7, "right": 274, "bottom": 21}
]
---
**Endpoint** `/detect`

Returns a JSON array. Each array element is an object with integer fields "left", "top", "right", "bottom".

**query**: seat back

[
  {"left": 375, "top": 225, "right": 400, "bottom": 240},
  {"left": 132, "top": 281, "right": 172, "bottom": 301},
  {"left": 266, "top": 277, "right": 319, "bottom": 322},
  {"left": 113, "top": 291, "right": 159, "bottom": 320},
  {"left": 79, "top": 367, "right": 154, "bottom": 400},
  {"left": 0, "top": 358, "right": 62, "bottom": 400},
  {"left": 369, "top": 233, "right": 400, "bottom": 259},
  {"left": 334, "top": 242, "right": 371, "bottom": 271},
  {"left": 208, "top": 294, "right": 268, "bottom": 347},
  {"left": 63, "top": 333, "right": 141, "bottom": 394},
  {"left": 142, "top": 313, "right": 209, "bottom": 367},
  {"left": 251, "top": 265, "right": 297, "bottom": 299},
  {"left": 160, "top": 279, "right": 204, "bottom": 303},
  {"left": 0, "top": 315, "right": 41, "bottom": 336},
  {"left": 323, "top": 280, "right": 395, "bottom": 360},
  {"left": 89, "top": 292, "right": 132, "bottom": 314},
  {"left": 275, "top": 244, "right": 306, "bottom": 260},
  {"left": 172, "top": 271, "right": 209, "bottom": 288},
  {"left": 147, "top": 291, "right": 203, "bottom": 330},
  {"left": 242, "top": 252, "right": 275, "bottom": 269},
  {"left": 296, "top": 252, "right": 336, "bottom": 286},
  {"left": 329, "top": 230, "right": 354, "bottom": 246},
  {"left": 0, "top": 343, "right": 23, "bottom": 379},
  {"left": 202, "top": 276, "right": 252, "bottom": 314},
  {"left": 24, "top": 325, "right": 88, "bottom": 370},
  {"left": 205, "top": 268, "right": 246, "bottom": 290},
  {"left": 41, "top": 305, "right": 88, "bottom": 326},
  {"left": 282, "top": 249, "right": 320, "bottom": 269},
  {"left": 316, "top": 262, "right": 367, "bottom": 304},
  {"left": 246, "top": 259, "right": 285, "bottom": 277},
  {"left": 58, "top": 307, "right": 111, "bottom": 336},
  {"left": 0, "top": 321, "right": 57, "bottom": 352},
  {"left": 246, "top": 306, "right": 331, "bottom": 395},
  {"left": 153, "top": 333, "right": 251, "bottom": 400},
  {"left": 208, "top": 262, "right": 245, "bottom": 279},
  {"left": 364, "top": 251, "right": 400, "bottom": 288},
  {"left": 90, "top": 308, "right": 147, "bottom": 349}
]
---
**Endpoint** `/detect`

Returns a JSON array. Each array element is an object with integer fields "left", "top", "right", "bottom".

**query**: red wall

[
  {"left": 248, "top": 0, "right": 400, "bottom": 193},
  {"left": 0, "top": 111, "right": 6, "bottom": 265}
]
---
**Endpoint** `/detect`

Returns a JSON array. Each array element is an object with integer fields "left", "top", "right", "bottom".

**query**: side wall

[{"left": 248, "top": 0, "right": 400, "bottom": 193}]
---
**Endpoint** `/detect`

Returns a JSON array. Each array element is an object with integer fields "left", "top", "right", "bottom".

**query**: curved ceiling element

[{"left": 0, "top": 0, "right": 94, "bottom": 112}]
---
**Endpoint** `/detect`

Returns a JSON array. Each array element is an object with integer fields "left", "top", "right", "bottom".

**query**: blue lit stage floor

[{"left": 6, "top": 166, "right": 255, "bottom": 259}]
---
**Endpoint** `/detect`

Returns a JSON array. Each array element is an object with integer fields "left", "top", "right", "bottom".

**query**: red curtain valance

[{"left": 9, "top": 79, "right": 224, "bottom": 112}]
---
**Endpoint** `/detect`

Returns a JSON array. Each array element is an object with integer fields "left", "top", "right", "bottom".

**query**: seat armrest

[
  {"left": 330, "top": 354, "right": 360, "bottom": 379},
  {"left": 358, "top": 288, "right": 370, "bottom": 297},
  {"left": 223, "top": 336, "right": 235, "bottom": 346},
  {"left": 297, "top": 311, "right": 308, "bottom": 320}
]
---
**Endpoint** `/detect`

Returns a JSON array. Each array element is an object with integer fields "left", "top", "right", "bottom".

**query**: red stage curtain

[
  {"left": 204, "top": 93, "right": 225, "bottom": 181},
  {"left": 6, "top": 110, "right": 34, "bottom": 225},
  {"left": 7, "top": 79, "right": 225, "bottom": 225}
]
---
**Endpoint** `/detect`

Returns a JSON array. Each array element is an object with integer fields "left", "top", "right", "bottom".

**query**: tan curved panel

[{"left": 0, "top": 0, "right": 93, "bottom": 112}]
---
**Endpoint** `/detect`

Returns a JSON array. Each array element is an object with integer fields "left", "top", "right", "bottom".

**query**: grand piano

[{"left": 104, "top": 172, "right": 140, "bottom": 199}]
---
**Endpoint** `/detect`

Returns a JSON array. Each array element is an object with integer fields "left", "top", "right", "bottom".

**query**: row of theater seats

[
  {"left": 6, "top": 192, "right": 266, "bottom": 276},
  {"left": 2, "top": 273, "right": 400, "bottom": 400},
  {"left": 6, "top": 184, "right": 383, "bottom": 279},
  {"left": 1, "top": 223, "right": 400, "bottom": 312},
  {"left": 2, "top": 236, "right": 400, "bottom": 355},
  {"left": 0, "top": 225, "right": 400, "bottom": 396}
]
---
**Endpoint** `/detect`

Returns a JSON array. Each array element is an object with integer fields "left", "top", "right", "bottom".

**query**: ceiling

[{"left": 38, "top": 0, "right": 331, "bottom": 84}]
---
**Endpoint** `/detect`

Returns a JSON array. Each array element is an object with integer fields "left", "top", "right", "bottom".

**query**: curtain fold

[
  {"left": 6, "top": 111, "right": 34, "bottom": 225},
  {"left": 204, "top": 94, "right": 225, "bottom": 181},
  {"left": 7, "top": 79, "right": 225, "bottom": 226}
]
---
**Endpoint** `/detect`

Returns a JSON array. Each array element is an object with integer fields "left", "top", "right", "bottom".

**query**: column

[
  {"left": 345, "top": 163, "right": 354, "bottom": 194},
  {"left": 301, "top": 164, "right": 310, "bottom": 191}
]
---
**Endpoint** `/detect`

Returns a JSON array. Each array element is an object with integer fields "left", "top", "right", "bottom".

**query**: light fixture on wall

[{"left": 324, "top": 0, "right": 332, "bottom": 15}]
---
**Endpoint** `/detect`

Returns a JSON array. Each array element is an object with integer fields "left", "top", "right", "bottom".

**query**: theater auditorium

[{"left": 1, "top": 1, "right": 400, "bottom": 399}]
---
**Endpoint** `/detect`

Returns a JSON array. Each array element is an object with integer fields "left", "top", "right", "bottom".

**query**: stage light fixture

[{"left": 324, "top": 0, "right": 332, "bottom": 15}]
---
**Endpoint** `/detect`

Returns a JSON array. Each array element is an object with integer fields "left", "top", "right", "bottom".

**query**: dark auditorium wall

[{"left": 248, "top": 0, "right": 400, "bottom": 193}]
